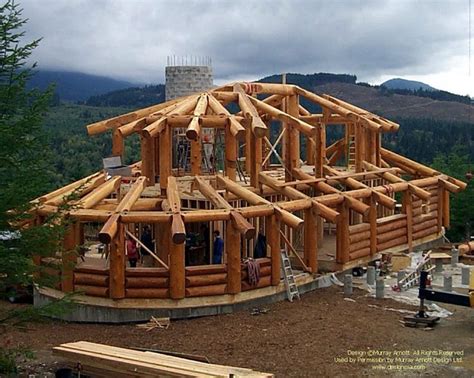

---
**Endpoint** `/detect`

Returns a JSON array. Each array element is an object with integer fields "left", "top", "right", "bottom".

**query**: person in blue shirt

[{"left": 212, "top": 230, "right": 224, "bottom": 264}]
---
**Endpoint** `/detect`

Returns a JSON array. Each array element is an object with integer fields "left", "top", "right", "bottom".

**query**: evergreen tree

[{"left": 0, "top": 0, "right": 59, "bottom": 298}]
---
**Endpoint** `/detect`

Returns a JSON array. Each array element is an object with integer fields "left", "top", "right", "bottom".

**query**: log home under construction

[{"left": 32, "top": 82, "right": 467, "bottom": 321}]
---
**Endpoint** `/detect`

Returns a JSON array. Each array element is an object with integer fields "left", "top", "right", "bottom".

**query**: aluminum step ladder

[
  {"left": 281, "top": 249, "right": 300, "bottom": 302},
  {"left": 397, "top": 251, "right": 434, "bottom": 291}
]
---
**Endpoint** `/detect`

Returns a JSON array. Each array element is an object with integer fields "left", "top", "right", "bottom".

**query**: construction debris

[{"left": 136, "top": 316, "right": 170, "bottom": 331}]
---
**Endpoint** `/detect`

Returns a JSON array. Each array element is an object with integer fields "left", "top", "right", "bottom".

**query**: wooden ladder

[
  {"left": 281, "top": 250, "right": 300, "bottom": 302},
  {"left": 347, "top": 134, "right": 356, "bottom": 170}
]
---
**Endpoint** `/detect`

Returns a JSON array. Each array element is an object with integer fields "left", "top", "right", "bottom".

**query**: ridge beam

[
  {"left": 248, "top": 96, "right": 317, "bottom": 137},
  {"left": 233, "top": 84, "right": 268, "bottom": 138}
]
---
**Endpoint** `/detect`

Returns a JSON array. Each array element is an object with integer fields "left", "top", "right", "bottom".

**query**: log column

[
  {"left": 266, "top": 215, "right": 281, "bottom": 286},
  {"left": 249, "top": 135, "right": 262, "bottom": 187},
  {"left": 140, "top": 134, "right": 155, "bottom": 185},
  {"left": 190, "top": 138, "right": 201, "bottom": 176},
  {"left": 402, "top": 189, "right": 413, "bottom": 251},
  {"left": 437, "top": 185, "right": 444, "bottom": 233},
  {"left": 304, "top": 208, "right": 318, "bottom": 273},
  {"left": 112, "top": 129, "right": 124, "bottom": 159},
  {"left": 288, "top": 95, "right": 300, "bottom": 176},
  {"left": 336, "top": 200, "right": 349, "bottom": 264},
  {"left": 61, "top": 222, "right": 78, "bottom": 293},
  {"left": 226, "top": 219, "right": 241, "bottom": 294},
  {"left": 169, "top": 222, "right": 185, "bottom": 299},
  {"left": 225, "top": 125, "right": 237, "bottom": 181},
  {"left": 159, "top": 126, "right": 172, "bottom": 195},
  {"left": 109, "top": 222, "right": 125, "bottom": 299},
  {"left": 369, "top": 194, "right": 378, "bottom": 255}
]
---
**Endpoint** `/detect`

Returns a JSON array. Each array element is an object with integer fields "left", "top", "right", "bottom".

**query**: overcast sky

[{"left": 20, "top": 0, "right": 473, "bottom": 96}]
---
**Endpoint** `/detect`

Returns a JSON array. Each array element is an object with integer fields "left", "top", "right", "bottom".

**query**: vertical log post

[
  {"left": 159, "top": 126, "right": 171, "bottom": 195},
  {"left": 403, "top": 189, "right": 413, "bottom": 251},
  {"left": 190, "top": 137, "right": 201, "bottom": 176},
  {"left": 140, "top": 134, "right": 155, "bottom": 185},
  {"left": 169, "top": 221, "right": 185, "bottom": 299},
  {"left": 355, "top": 122, "right": 363, "bottom": 172},
  {"left": 306, "top": 137, "right": 315, "bottom": 165},
  {"left": 245, "top": 127, "right": 252, "bottom": 174},
  {"left": 226, "top": 219, "right": 242, "bottom": 294},
  {"left": 112, "top": 129, "right": 124, "bottom": 160},
  {"left": 225, "top": 125, "right": 237, "bottom": 181},
  {"left": 109, "top": 222, "right": 125, "bottom": 299},
  {"left": 437, "top": 185, "right": 444, "bottom": 233},
  {"left": 304, "top": 207, "right": 318, "bottom": 273},
  {"left": 288, "top": 94, "right": 300, "bottom": 175},
  {"left": 61, "top": 221, "right": 78, "bottom": 293},
  {"left": 266, "top": 215, "right": 281, "bottom": 286},
  {"left": 154, "top": 135, "right": 160, "bottom": 181},
  {"left": 442, "top": 186, "right": 450, "bottom": 229},
  {"left": 369, "top": 194, "right": 378, "bottom": 255},
  {"left": 336, "top": 200, "right": 349, "bottom": 264}
]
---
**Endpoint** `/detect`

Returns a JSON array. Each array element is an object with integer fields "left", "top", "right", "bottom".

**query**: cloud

[{"left": 20, "top": 0, "right": 472, "bottom": 94}]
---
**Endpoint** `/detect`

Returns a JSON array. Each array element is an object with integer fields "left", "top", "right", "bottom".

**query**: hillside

[
  {"left": 310, "top": 82, "right": 474, "bottom": 124},
  {"left": 27, "top": 70, "right": 137, "bottom": 102},
  {"left": 381, "top": 78, "right": 437, "bottom": 91}
]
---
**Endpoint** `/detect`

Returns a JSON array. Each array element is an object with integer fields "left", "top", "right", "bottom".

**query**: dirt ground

[{"left": 1, "top": 285, "right": 473, "bottom": 377}]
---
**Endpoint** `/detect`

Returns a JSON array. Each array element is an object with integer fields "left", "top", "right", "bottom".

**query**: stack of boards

[{"left": 53, "top": 341, "right": 273, "bottom": 377}]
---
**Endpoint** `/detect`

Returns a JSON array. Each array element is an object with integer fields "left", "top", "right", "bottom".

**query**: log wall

[
  {"left": 348, "top": 223, "right": 371, "bottom": 260},
  {"left": 74, "top": 266, "right": 110, "bottom": 297}
]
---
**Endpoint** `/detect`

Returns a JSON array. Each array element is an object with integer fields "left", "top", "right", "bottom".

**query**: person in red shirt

[{"left": 126, "top": 235, "right": 139, "bottom": 267}]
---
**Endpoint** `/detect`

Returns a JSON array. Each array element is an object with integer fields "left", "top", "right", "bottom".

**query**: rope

[
  {"left": 244, "top": 258, "right": 260, "bottom": 286},
  {"left": 383, "top": 184, "right": 394, "bottom": 195}
]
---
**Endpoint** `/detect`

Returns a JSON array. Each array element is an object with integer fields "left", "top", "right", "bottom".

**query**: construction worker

[{"left": 212, "top": 230, "right": 224, "bottom": 264}]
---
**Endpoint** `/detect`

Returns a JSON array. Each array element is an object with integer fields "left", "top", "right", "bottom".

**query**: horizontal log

[
  {"left": 413, "top": 212, "right": 438, "bottom": 224},
  {"left": 69, "top": 209, "right": 113, "bottom": 222},
  {"left": 412, "top": 218, "right": 438, "bottom": 233},
  {"left": 241, "top": 265, "right": 271, "bottom": 280},
  {"left": 185, "top": 273, "right": 227, "bottom": 287},
  {"left": 413, "top": 226, "right": 439, "bottom": 241},
  {"left": 459, "top": 241, "right": 474, "bottom": 255},
  {"left": 239, "top": 205, "right": 274, "bottom": 218},
  {"left": 74, "top": 273, "right": 109, "bottom": 287},
  {"left": 125, "top": 276, "right": 169, "bottom": 288},
  {"left": 255, "top": 257, "right": 271, "bottom": 267},
  {"left": 121, "top": 212, "right": 172, "bottom": 223},
  {"left": 377, "top": 214, "right": 407, "bottom": 225},
  {"left": 185, "top": 284, "right": 227, "bottom": 297},
  {"left": 75, "top": 266, "right": 109, "bottom": 275},
  {"left": 185, "top": 264, "right": 227, "bottom": 276},
  {"left": 74, "top": 285, "right": 109, "bottom": 297},
  {"left": 377, "top": 219, "right": 407, "bottom": 234},
  {"left": 377, "top": 236, "right": 408, "bottom": 252},
  {"left": 349, "top": 238, "right": 371, "bottom": 252},
  {"left": 349, "top": 230, "right": 371, "bottom": 244},
  {"left": 125, "top": 288, "right": 169, "bottom": 298},
  {"left": 182, "top": 209, "right": 231, "bottom": 222},
  {"left": 349, "top": 248, "right": 371, "bottom": 260},
  {"left": 241, "top": 275, "right": 271, "bottom": 291},
  {"left": 125, "top": 268, "right": 169, "bottom": 277},
  {"left": 349, "top": 222, "right": 370, "bottom": 234},
  {"left": 377, "top": 227, "right": 407, "bottom": 244}
]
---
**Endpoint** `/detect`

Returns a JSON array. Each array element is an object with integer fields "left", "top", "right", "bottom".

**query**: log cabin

[{"left": 30, "top": 82, "right": 467, "bottom": 322}]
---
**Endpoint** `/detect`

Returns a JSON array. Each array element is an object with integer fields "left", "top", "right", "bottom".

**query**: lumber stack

[{"left": 53, "top": 341, "right": 273, "bottom": 377}]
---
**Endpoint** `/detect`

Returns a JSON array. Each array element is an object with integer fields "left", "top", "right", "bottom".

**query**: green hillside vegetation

[{"left": 42, "top": 104, "right": 139, "bottom": 187}]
